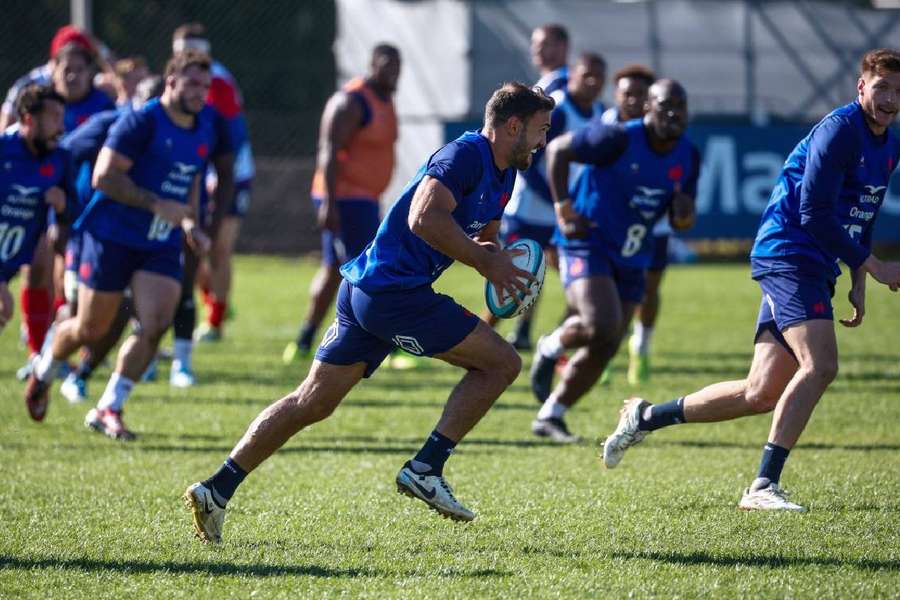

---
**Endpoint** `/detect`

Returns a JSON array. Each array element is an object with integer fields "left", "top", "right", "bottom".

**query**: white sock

[
  {"left": 538, "top": 328, "right": 565, "bottom": 360},
  {"left": 97, "top": 372, "right": 134, "bottom": 412},
  {"left": 34, "top": 351, "right": 61, "bottom": 383},
  {"left": 537, "top": 394, "right": 567, "bottom": 420},
  {"left": 173, "top": 338, "right": 193, "bottom": 370},
  {"left": 631, "top": 323, "right": 653, "bottom": 355}
]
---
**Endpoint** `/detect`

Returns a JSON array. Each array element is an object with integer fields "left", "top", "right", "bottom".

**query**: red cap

[{"left": 49, "top": 25, "right": 95, "bottom": 59}]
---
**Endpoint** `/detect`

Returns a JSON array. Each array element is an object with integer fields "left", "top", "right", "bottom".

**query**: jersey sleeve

[
  {"left": 571, "top": 121, "right": 630, "bottom": 167},
  {"left": 347, "top": 91, "right": 372, "bottom": 128},
  {"left": 425, "top": 140, "right": 483, "bottom": 203},
  {"left": 103, "top": 109, "right": 154, "bottom": 163},
  {"left": 211, "top": 110, "right": 235, "bottom": 158},
  {"left": 61, "top": 111, "right": 117, "bottom": 165},
  {"left": 798, "top": 116, "right": 869, "bottom": 270}
]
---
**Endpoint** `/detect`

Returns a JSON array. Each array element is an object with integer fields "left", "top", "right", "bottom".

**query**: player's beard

[
  {"left": 510, "top": 129, "right": 532, "bottom": 170},
  {"left": 178, "top": 95, "right": 201, "bottom": 116}
]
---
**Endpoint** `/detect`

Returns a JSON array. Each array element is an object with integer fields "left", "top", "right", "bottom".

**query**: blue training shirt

[
  {"left": 751, "top": 101, "right": 900, "bottom": 281},
  {"left": 0, "top": 131, "right": 75, "bottom": 280},
  {"left": 80, "top": 98, "right": 219, "bottom": 251},
  {"left": 342, "top": 130, "right": 515, "bottom": 293},
  {"left": 556, "top": 118, "right": 700, "bottom": 269},
  {"left": 63, "top": 87, "right": 116, "bottom": 133},
  {"left": 61, "top": 107, "right": 127, "bottom": 219}
]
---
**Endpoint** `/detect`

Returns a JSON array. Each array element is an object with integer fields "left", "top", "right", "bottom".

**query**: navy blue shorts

[
  {"left": 0, "top": 263, "right": 17, "bottom": 283},
  {"left": 78, "top": 230, "right": 183, "bottom": 292},
  {"left": 315, "top": 280, "right": 480, "bottom": 377},
  {"left": 754, "top": 271, "right": 834, "bottom": 354},
  {"left": 312, "top": 198, "right": 381, "bottom": 267},
  {"left": 558, "top": 247, "right": 645, "bottom": 304},
  {"left": 648, "top": 234, "right": 669, "bottom": 273},
  {"left": 64, "top": 230, "right": 83, "bottom": 274},
  {"left": 500, "top": 215, "right": 555, "bottom": 248},
  {"left": 229, "top": 180, "right": 252, "bottom": 218}
]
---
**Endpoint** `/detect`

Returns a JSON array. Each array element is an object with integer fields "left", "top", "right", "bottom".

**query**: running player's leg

[
  {"left": 628, "top": 236, "right": 666, "bottom": 384},
  {"left": 170, "top": 243, "right": 199, "bottom": 387},
  {"left": 18, "top": 235, "right": 54, "bottom": 377}
]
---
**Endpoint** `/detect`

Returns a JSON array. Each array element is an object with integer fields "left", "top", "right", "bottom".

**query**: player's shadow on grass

[
  {"left": 612, "top": 550, "right": 900, "bottom": 572},
  {"left": 658, "top": 440, "right": 900, "bottom": 452},
  {"left": 0, "top": 555, "right": 510, "bottom": 579},
  {"left": 316, "top": 434, "right": 567, "bottom": 448}
]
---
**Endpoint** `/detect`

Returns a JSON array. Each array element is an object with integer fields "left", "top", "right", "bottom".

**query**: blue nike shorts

[
  {"left": 315, "top": 280, "right": 480, "bottom": 377},
  {"left": 754, "top": 271, "right": 834, "bottom": 354},
  {"left": 79, "top": 230, "right": 183, "bottom": 292},
  {"left": 312, "top": 197, "right": 381, "bottom": 267},
  {"left": 500, "top": 215, "right": 555, "bottom": 248},
  {"left": 558, "top": 247, "right": 646, "bottom": 304},
  {"left": 648, "top": 234, "right": 669, "bottom": 273}
]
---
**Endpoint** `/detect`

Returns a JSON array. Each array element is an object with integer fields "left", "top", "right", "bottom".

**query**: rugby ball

[{"left": 485, "top": 238, "right": 546, "bottom": 319}]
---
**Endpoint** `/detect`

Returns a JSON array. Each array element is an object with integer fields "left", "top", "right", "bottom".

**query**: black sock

[
  {"left": 76, "top": 355, "right": 94, "bottom": 380},
  {"left": 204, "top": 457, "right": 248, "bottom": 507},
  {"left": 297, "top": 322, "right": 317, "bottom": 350},
  {"left": 756, "top": 443, "right": 790, "bottom": 485},
  {"left": 514, "top": 316, "right": 532, "bottom": 340},
  {"left": 638, "top": 397, "right": 685, "bottom": 431},
  {"left": 411, "top": 430, "right": 457, "bottom": 475},
  {"left": 173, "top": 293, "right": 196, "bottom": 341}
]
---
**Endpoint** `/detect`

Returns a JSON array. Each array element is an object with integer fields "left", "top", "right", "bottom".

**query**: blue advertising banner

[{"left": 444, "top": 121, "right": 900, "bottom": 241}]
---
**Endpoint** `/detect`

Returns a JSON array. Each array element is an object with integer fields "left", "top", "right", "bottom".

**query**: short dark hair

[
  {"left": 538, "top": 23, "right": 569, "bottom": 45},
  {"left": 484, "top": 82, "right": 555, "bottom": 128},
  {"left": 578, "top": 52, "right": 607, "bottom": 70},
  {"left": 173, "top": 22, "right": 206, "bottom": 41},
  {"left": 613, "top": 64, "right": 656, "bottom": 86},
  {"left": 164, "top": 50, "right": 211, "bottom": 79},
  {"left": 860, "top": 48, "right": 900, "bottom": 78},
  {"left": 54, "top": 42, "right": 95, "bottom": 67},
  {"left": 372, "top": 43, "right": 400, "bottom": 61},
  {"left": 15, "top": 84, "right": 65, "bottom": 118}
]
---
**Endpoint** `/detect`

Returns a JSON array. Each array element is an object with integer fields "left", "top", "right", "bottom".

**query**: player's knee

[
  {"left": 288, "top": 386, "right": 338, "bottom": 424},
  {"left": 76, "top": 319, "right": 109, "bottom": 344},
  {"left": 496, "top": 347, "right": 522, "bottom": 386},
  {"left": 743, "top": 376, "right": 782, "bottom": 413},
  {"left": 584, "top": 320, "right": 619, "bottom": 350},
  {"left": 804, "top": 358, "right": 838, "bottom": 387}
]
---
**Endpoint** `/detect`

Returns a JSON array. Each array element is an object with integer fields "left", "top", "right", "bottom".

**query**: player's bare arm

[
  {"left": 93, "top": 146, "right": 189, "bottom": 225},
  {"left": 409, "top": 175, "right": 533, "bottom": 300},
  {"left": 0, "top": 281, "right": 12, "bottom": 331},
  {"left": 841, "top": 266, "right": 867, "bottom": 328},
  {"left": 546, "top": 133, "right": 590, "bottom": 238},
  {"left": 861, "top": 254, "right": 900, "bottom": 291},
  {"left": 669, "top": 182, "right": 695, "bottom": 231},
  {"left": 316, "top": 91, "right": 365, "bottom": 232},
  {"left": 183, "top": 174, "right": 210, "bottom": 255}
]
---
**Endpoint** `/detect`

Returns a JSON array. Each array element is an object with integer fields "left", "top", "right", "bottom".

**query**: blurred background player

[
  {"left": 282, "top": 44, "right": 400, "bottom": 363},
  {"left": 531, "top": 24, "right": 570, "bottom": 96},
  {"left": 492, "top": 52, "right": 607, "bottom": 350},
  {"left": 602, "top": 64, "right": 674, "bottom": 384},
  {"left": 531, "top": 80, "right": 699, "bottom": 443},
  {"left": 0, "top": 85, "right": 72, "bottom": 367},
  {"left": 55, "top": 75, "right": 164, "bottom": 403},
  {"left": 26, "top": 52, "right": 214, "bottom": 439},
  {"left": 170, "top": 23, "right": 251, "bottom": 345},
  {"left": 109, "top": 56, "right": 150, "bottom": 106},
  {"left": 602, "top": 49, "right": 900, "bottom": 513}
]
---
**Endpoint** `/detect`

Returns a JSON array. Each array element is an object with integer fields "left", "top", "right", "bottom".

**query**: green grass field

[{"left": 1, "top": 256, "right": 898, "bottom": 598}]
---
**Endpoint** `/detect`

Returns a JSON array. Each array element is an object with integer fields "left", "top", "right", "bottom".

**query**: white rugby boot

[
  {"left": 602, "top": 397, "right": 650, "bottom": 468},
  {"left": 395, "top": 463, "right": 475, "bottom": 522},
  {"left": 739, "top": 480, "right": 807, "bottom": 512},
  {"left": 183, "top": 482, "right": 226, "bottom": 543}
]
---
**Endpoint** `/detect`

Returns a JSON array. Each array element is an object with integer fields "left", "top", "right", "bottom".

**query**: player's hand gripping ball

[{"left": 485, "top": 238, "right": 546, "bottom": 319}]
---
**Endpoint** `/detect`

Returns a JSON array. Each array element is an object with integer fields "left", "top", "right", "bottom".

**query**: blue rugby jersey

[
  {"left": 80, "top": 99, "right": 218, "bottom": 251},
  {"left": 751, "top": 101, "right": 900, "bottom": 281},
  {"left": 0, "top": 131, "right": 75, "bottom": 278},
  {"left": 63, "top": 87, "right": 116, "bottom": 133},
  {"left": 556, "top": 118, "right": 700, "bottom": 269},
  {"left": 61, "top": 107, "right": 125, "bottom": 218},
  {"left": 342, "top": 130, "right": 515, "bottom": 293}
]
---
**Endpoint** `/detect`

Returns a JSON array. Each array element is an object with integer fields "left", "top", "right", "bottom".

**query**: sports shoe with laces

[
  {"left": 602, "top": 397, "right": 650, "bottom": 468},
  {"left": 85, "top": 407, "right": 136, "bottom": 441},
  {"left": 60, "top": 372, "right": 88, "bottom": 404},
  {"left": 183, "top": 481, "right": 226, "bottom": 543},
  {"left": 395, "top": 462, "right": 475, "bottom": 522},
  {"left": 281, "top": 341, "right": 310, "bottom": 364},
  {"left": 739, "top": 481, "right": 807, "bottom": 512},
  {"left": 24, "top": 374, "right": 51, "bottom": 421},
  {"left": 531, "top": 416, "right": 580, "bottom": 444},
  {"left": 530, "top": 337, "right": 558, "bottom": 404}
]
